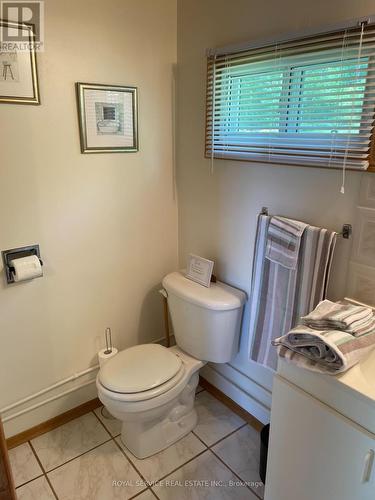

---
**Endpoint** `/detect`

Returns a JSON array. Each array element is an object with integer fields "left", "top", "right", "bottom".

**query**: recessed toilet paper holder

[{"left": 1, "top": 244, "right": 43, "bottom": 284}]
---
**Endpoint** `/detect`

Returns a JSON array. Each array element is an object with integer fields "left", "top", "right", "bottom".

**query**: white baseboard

[
  {"left": 3, "top": 336, "right": 174, "bottom": 439},
  {"left": 3, "top": 377, "right": 98, "bottom": 438},
  {"left": 5, "top": 336, "right": 270, "bottom": 438},
  {"left": 200, "top": 363, "right": 271, "bottom": 424}
]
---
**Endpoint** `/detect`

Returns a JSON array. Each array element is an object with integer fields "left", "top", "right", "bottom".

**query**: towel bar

[{"left": 259, "top": 207, "right": 352, "bottom": 239}]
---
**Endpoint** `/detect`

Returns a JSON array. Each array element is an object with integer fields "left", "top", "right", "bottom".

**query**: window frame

[{"left": 205, "top": 23, "right": 375, "bottom": 172}]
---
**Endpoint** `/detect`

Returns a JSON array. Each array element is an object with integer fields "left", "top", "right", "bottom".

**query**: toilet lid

[{"left": 99, "top": 344, "right": 183, "bottom": 393}]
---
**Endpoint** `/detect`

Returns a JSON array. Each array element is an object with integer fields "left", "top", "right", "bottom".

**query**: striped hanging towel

[
  {"left": 265, "top": 216, "right": 308, "bottom": 269},
  {"left": 249, "top": 214, "right": 337, "bottom": 371}
]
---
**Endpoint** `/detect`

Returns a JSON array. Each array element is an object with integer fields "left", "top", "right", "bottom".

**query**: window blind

[{"left": 205, "top": 21, "right": 375, "bottom": 170}]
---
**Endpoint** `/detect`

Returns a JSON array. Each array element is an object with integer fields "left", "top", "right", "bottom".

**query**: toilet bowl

[
  {"left": 97, "top": 345, "right": 204, "bottom": 458},
  {"left": 97, "top": 271, "right": 246, "bottom": 459}
]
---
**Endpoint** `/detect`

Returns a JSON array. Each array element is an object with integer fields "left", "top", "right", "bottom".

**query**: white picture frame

[{"left": 186, "top": 254, "right": 214, "bottom": 287}]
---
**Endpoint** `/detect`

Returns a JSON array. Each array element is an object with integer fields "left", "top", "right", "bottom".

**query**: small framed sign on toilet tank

[{"left": 186, "top": 254, "right": 214, "bottom": 287}]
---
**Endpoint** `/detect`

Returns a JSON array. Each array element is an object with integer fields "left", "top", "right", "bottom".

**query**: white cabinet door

[{"left": 265, "top": 376, "right": 375, "bottom": 500}]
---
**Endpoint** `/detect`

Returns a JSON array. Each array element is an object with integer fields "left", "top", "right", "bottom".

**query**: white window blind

[{"left": 205, "top": 20, "right": 375, "bottom": 170}]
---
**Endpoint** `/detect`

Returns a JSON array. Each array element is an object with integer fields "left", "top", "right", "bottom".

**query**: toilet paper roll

[
  {"left": 10, "top": 255, "right": 43, "bottom": 282},
  {"left": 98, "top": 347, "right": 118, "bottom": 369}
]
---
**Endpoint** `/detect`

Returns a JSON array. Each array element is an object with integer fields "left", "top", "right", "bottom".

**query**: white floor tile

[
  {"left": 194, "top": 392, "right": 245, "bottom": 446},
  {"left": 152, "top": 450, "right": 257, "bottom": 500},
  {"left": 48, "top": 440, "right": 145, "bottom": 499},
  {"left": 94, "top": 406, "right": 122, "bottom": 437},
  {"left": 9, "top": 442, "right": 43, "bottom": 487},
  {"left": 135, "top": 489, "right": 157, "bottom": 500},
  {"left": 212, "top": 425, "right": 264, "bottom": 498},
  {"left": 31, "top": 412, "right": 111, "bottom": 471},
  {"left": 16, "top": 476, "right": 55, "bottom": 500},
  {"left": 116, "top": 432, "right": 206, "bottom": 482},
  {"left": 12, "top": 390, "right": 261, "bottom": 499}
]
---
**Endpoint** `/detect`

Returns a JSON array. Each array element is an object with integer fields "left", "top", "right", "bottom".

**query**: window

[
  {"left": 103, "top": 105, "right": 117, "bottom": 121},
  {"left": 206, "top": 22, "right": 375, "bottom": 170}
]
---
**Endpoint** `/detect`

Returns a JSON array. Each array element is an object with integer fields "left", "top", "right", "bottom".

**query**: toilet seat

[
  {"left": 97, "top": 364, "right": 186, "bottom": 403},
  {"left": 99, "top": 344, "right": 182, "bottom": 394},
  {"left": 97, "top": 345, "right": 205, "bottom": 408}
]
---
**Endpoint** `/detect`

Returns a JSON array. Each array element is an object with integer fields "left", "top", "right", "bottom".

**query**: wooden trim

[
  {"left": 199, "top": 376, "right": 263, "bottom": 432},
  {"left": 162, "top": 296, "right": 171, "bottom": 348},
  {"left": 6, "top": 398, "right": 101, "bottom": 450},
  {"left": 204, "top": 151, "right": 375, "bottom": 173},
  {"left": 0, "top": 419, "right": 16, "bottom": 500},
  {"left": 204, "top": 57, "right": 214, "bottom": 158},
  {"left": 368, "top": 129, "right": 375, "bottom": 172},
  {"left": 5, "top": 377, "right": 262, "bottom": 450}
]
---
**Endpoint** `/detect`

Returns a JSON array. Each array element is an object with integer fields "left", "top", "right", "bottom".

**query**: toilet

[{"left": 96, "top": 271, "right": 246, "bottom": 458}]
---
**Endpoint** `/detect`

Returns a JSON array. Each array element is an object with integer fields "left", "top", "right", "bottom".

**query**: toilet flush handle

[{"left": 159, "top": 288, "right": 168, "bottom": 299}]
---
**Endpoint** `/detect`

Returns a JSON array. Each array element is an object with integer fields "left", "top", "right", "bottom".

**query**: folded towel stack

[
  {"left": 301, "top": 300, "right": 375, "bottom": 336},
  {"left": 273, "top": 300, "right": 375, "bottom": 374}
]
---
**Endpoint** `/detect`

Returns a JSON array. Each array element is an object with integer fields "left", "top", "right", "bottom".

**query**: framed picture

[
  {"left": 76, "top": 82, "right": 138, "bottom": 153},
  {"left": 186, "top": 254, "right": 214, "bottom": 287},
  {"left": 0, "top": 20, "right": 40, "bottom": 104}
]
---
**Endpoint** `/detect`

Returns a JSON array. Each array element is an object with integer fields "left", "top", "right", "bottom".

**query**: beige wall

[
  {"left": 177, "top": 0, "right": 374, "bottom": 421},
  {"left": 0, "top": 0, "right": 178, "bottom": 436}
]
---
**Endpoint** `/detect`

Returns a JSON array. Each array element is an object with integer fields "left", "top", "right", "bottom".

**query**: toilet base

[
  {"left": 120, "top": 406, "right": 198, "bottom": 459},
  {"left": 117, "top": 371, "right": 199, "bottom": 459}
]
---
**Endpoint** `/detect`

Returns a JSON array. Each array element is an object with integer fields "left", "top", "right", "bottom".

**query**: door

[
  {"left": 265, "top": 376, "right": 375, "bottom": 500},
  {"left": 0, "top": 419, "right": 16, "bottom": 500}
]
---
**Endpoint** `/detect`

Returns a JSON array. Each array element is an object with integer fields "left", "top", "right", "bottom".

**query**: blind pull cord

[
  {"left": 341, "top": 21, "right": 365, "bottom": 194},
  {"left": 330, "top": 30, "right": 348, "bottom": 171},
  {"left": 268, "top": 43, "right": 279, "bottom": 163}
]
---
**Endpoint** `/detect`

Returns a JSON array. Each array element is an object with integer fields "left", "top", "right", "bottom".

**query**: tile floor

[{"left": 9, "top": 385, "right": 264, "bottom": 500}]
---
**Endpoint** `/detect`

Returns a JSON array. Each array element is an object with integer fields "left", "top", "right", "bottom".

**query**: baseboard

[
  {"left": 200, "top": 364, "right": 271, "bottom": 425},
  {"left": 3, "top": 337, "right": 173, "bottom": 440},
  {"left": 3, "top": 376, "right": 99, "bottom": 439},
  {"left": 199, "top": 376, "right": 264, "bottom": 432},
  {"left": 6, "top": 375, "right": 264, "bottom": 450},
  {"left": 6, "top": 397, "right": 101, "bottom": 450}
]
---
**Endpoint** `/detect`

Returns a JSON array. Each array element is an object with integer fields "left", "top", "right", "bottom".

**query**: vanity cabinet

[{"left": 264, "top": 376, "right": 375, "bottom": 500}]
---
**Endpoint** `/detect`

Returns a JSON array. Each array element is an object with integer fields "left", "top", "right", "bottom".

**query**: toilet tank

[{"left": 162, "top": 271, "right": 246, "bottom": 363}]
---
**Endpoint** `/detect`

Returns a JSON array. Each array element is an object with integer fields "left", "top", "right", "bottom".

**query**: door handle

[{"left": 362, "top": 449, "right": 375, "bottom": 483}]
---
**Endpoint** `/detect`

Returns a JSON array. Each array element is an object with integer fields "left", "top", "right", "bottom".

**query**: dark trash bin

[{"left": 259, "top": 423, "right": 270, "bottom": 484}]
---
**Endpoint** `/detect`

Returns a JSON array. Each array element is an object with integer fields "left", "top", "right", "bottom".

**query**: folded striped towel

[
  {"left": 273, "top": 325, "right": 375, "bottom": 374},
  {"left": 265, "top": 216, "right": 308, "bottom": 270},
  {"left": 301, "top": 299, "right": 375, "bottom": 336}
]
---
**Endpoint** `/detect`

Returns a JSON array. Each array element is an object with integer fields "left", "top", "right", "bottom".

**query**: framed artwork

[
  {"left": 0, "top": 20, "right": 40, "bottom": 104},
  {"left": 186, "top": 254, "right": 214, "bottom": 287},
  {"left": 76, "top": 82, "right": 138, "bottom": 153}
]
